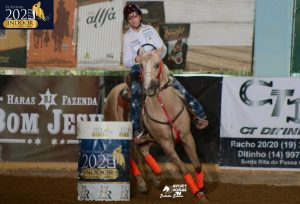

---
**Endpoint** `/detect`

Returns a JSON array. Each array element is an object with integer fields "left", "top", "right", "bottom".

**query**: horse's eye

[{"left": 155, "top": 63, "right": 159, "bottom": 68}]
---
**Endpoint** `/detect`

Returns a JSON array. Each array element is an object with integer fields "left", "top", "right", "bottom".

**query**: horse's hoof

[
  {"left": 137, "top": 185, "right": 147, "bottom": 193},
  {"left": 136, "top": 175, "right": 147, "bottom": 193},
  {"left": 152, "top": 174, "right": 161, "bottom": 188},
  {"left": 195, "top": 191, "right": 208, "bottom": 202}
]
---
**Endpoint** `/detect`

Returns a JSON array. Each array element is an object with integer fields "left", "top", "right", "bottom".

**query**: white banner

[
  {"left": 77, "top": 0, "right": 124, "bottom": 68},
  {"left": 220, "top": 77, "right": 300, "bottom": 169},
  {"left": 221, "top": 77, "right": 300, "bottom": 139}
]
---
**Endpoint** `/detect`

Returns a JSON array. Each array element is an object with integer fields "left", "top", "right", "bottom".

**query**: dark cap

[{"left": 123, "top": 4, "right": 142, "bottom": 20}]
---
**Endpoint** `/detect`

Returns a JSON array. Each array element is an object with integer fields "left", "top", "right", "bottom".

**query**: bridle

[
  {"left": 139, "top": 48, "right": 183, "bottom": 144},
  {"left": 142, "top": 59, "right": 171, "bottom": 97},
  {"left": 156, "top": 60, "right": 164, "bottom": 81}
]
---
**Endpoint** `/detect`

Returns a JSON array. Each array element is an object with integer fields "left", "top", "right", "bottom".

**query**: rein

[
  {"left": 156, "top": 60, "right": 164, "bottom": 80},
  {"left": 143, "top": 60, "right": 182, "bottom": 143},
  {"left": 155, "top": 60, "right": 172, "bottom": 92},
  {"left": 143, "top": 99, "right": 184, "bottom": 144},
  {"left": 156, "top": 94, "right": 182, "bottom": 144}
]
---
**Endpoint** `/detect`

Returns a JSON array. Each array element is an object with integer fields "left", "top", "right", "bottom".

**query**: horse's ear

[
  {"left": 139, "top": 47, "right": 145, "bottom": 55},
  {"left": 154, "top": 47, "right": 163, "bottom": 57}
]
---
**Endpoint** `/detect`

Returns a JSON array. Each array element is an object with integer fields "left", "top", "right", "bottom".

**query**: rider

[{"left": 123, "top": 4, "right": 209, "bottom": 144}]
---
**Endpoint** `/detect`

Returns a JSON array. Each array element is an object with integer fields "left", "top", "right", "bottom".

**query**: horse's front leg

[{"left": 159, "top": 138, "right": 207, "bottom": 201}]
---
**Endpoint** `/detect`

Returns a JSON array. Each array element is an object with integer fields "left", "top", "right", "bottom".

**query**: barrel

[{"left": 77, "top": 121, "right": 132, "bottom": 201}]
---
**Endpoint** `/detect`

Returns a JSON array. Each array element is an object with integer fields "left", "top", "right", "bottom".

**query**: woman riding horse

[
  {"left": 122, "top": 4, "right": 209, "bottom": 144},
  {"left": 139, "top": 48, "right": 207, "bottom": 200},
  {"left": 104, "top": 48, "right": 208, "bottom": 200}
]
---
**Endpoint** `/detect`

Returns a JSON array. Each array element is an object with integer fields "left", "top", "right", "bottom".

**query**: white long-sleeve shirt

[{"left": 123, "top": 24, "right": 167, "bottom": 68}]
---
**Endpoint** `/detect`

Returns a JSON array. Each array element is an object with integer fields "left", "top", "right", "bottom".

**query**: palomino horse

[{"left": 104, "top": 48, "right": 207, "bottom": 201}]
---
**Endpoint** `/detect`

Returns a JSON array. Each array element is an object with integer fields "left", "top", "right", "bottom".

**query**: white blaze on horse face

[
  {"left": 143, "top": 60, "right": 153, "bottom": 90},
  {"left": 142, "top": 51, "right": 161, "bottom": 92}
]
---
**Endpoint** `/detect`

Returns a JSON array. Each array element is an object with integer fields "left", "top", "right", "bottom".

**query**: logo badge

[
  {"left": 1, "top": 0, "right": 53, "bottom": 29},
  {"left": 160, "top": 184, "right": 187, "bottom": 198}
]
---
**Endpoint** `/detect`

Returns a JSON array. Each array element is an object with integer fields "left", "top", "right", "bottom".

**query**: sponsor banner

[
  {"left": 221, "top": 77, "right": 300, "bottom": 168},
  {"left": 0, "top": 75, "right": 101, "bottom": 162},
  {"left": 77, "top": 0, "right": 123, "bottom": 68},
  {"left": 27, "top": 0, "right": 77, "bottom": 68},
  {"left": 160, "top": 24, "right": 190, "bottom": 70},
  {"left": 78, "top": 182, "right": 130, "bottom": 201},
  {"left": 0, "top": 30, "right": 26, "bottom": 68},
  {"left": 0, "top": 0, "right": 54, "bottom": 29}
]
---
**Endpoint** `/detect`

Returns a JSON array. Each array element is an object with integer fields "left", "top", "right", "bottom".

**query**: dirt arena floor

[{"left": 1, "top": 174, "right": 300, "bottom": 204}]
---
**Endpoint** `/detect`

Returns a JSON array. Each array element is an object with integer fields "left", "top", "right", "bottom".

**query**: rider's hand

[{"left": 135, "top": 55, "right": 142, "bottom": 64}]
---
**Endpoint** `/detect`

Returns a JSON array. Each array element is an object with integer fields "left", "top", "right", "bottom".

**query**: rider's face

[{"left": 127, "top": 12, "right": 141, "bottom": 29}]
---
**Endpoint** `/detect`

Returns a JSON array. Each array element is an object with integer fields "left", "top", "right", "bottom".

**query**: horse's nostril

[
  {"left": 149, "top": 80, "right": 159, "bottom": 89},
  {"left": 143, "top": 80, "right": 159, "bottom": 97},
  {"left": 146, "top": 89, "right": 155, "bottom": 97}
]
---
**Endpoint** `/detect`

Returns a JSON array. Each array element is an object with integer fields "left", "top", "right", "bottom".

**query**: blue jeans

[
  {"left": 130, "top": 64, "right": 143, "bottom": 135},
  {"left": 130, "top": 64, "right": 206, "bottom": 135}
]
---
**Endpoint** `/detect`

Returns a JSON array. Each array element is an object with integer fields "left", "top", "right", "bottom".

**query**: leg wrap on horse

[
  {"left": 130, "top": 158, "right": 141, "bottom": 176},
  {"left": 195, "top": 171, "right": 204, "bottom": 189},
  {"left": 184, "top": 173, "right": 199, "bottom": 194},
  {"left": 144, "top": 154, "right": 161, "bottom": 174}
]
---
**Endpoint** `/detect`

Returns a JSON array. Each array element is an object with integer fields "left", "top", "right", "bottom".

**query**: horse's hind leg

[{"left": 130, "top": 158, "right": 147, "bottom": 193}]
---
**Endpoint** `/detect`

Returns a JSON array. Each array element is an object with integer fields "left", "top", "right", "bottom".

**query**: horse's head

[{"left": 139, "top": 47, "right": 168, "bottom": 97}]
